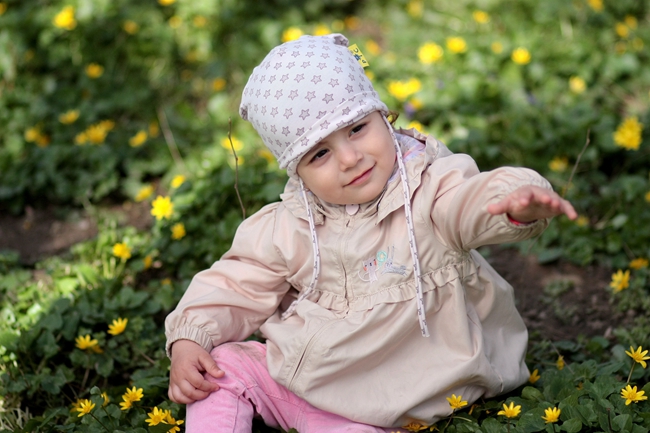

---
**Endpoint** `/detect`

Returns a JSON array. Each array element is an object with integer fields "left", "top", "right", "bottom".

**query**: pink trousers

[{"left": 186, "top": 341, "right": 405, "bottom": 433}]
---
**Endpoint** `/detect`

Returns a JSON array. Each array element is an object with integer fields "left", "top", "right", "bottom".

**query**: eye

[
  {"left": 310, "top": 148, "right": 329, "bottom": 162},
  {"left": 350, "top": 123, "right": 366, "bottom": 135}
]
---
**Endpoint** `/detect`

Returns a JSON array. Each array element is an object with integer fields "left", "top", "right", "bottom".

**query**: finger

[
  {"left": 169, "top": 384, "right": 197, "bottom": 405},
  {"left": 180, "top": 379, "right": 214, "bottom": 400},
  {"left": 199, "top": 354, "right": 225, "bottom": 379}
]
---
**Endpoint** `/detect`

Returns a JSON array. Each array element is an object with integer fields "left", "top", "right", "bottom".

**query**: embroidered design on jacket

[
  {"left": 359, "top": 257, "right": 379, "bottom": 282},
  {"left": 381, "top": 246, "right": 407, "bottom": 275},
  {"left": 358, "top": 246, "right": 407, "bottom": 282}
]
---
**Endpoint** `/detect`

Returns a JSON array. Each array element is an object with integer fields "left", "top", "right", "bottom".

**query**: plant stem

[
  {"left": 89, "top": 412, "right": 112, "bottom": 432},
  {"left": 227, "top": 117, "right": 246, "bottom": 220},
  {"left": 627, "top": 363, "right": 635, "bottom": 384},
  {"left": 157, "top": 106, "right": 188, "bottom": 174}
]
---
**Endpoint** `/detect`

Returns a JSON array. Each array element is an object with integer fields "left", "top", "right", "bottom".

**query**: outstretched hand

[
  {"left": 487, "top": 185, "right": 578, "bottom": 223},
  {"left": 168, "top": 339, "right": 224, "bottom": 405}
]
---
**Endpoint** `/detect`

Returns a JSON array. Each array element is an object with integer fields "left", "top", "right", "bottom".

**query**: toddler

[{"left": 165, "top": 33, "right": 577, "bottom": 432}]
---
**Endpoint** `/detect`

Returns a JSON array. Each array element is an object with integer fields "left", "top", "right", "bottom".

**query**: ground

[{"left": 0, "top": 204, "right": 624, "bottom": 342}]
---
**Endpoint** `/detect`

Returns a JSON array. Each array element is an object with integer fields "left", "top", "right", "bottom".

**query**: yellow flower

[
  {"left": 625, "top": 15, "right": 637, "bottom": 28},
  {"left": 53, "top": 6, "right": 76, "bottom": 30},
  {"left": 193, "top": 15, "right": 207, "bottom": 28},
  {"left": 24, "top": 127, "right": 41, "bottom": 142},
  {"left": 146, "top": 407, "right": 167, "bottom": 426},
  {"left": 85, "top": 63, "right": 104, "bottom": 79},
  {"left": 542, "top": 407, "right": 561, "bottom": 423},
  {"left": 529, "top": 368, "right": 541, "bottom": 384},
  {"left": 76, "top": 399, "right": 95, "bottom": 417},
  {"left": 621, "top": 385, "right": 648, "bottom": 405},
  {"left": 556, "top": 355, "right": 565, "bottom": 370},
  {"left": 168, "top": 16, "right": 182, "bottom": 28},
  {"left": 123, "top": 20, "right": 139, "bottom": 34},
  {"left": 112, "top": 242, "right": 132, "bottom": 260},
  {"left": 610, "top": 269, "right": 630, "bottom": 292},
  {"left": 0, "top": 3, "right": 6, "bottom": 15},
  {"left": 630, "top": 258, "right": 649, "bottom": 269},
  {"left": 86, "top": 124, "right": 108, "bottom": 144},
  {"left": 548, "top": 156, "right": 568, "bottom": 172},
  {"left": 314, "top": 24, "right": 331, "bottom": 36},
  {"left": 365, "top": 39, "right": 381, "bottom": 56},
  {"left": 511, "top": 47, "right": 531, "bottom": 65},
  {"left": 258, "top": 149, "right": 276, "bottom": 165},
  {"left": 472, "top": 10, "right": 490, "bottom": 24},
  {"left": 164, "top": 412, "right": 184, "bottom": 432},
  {"left": 171, "top": 175, "right": 186, "bottom": 188},
  {"left": 221, "top": 136, "right": 244, "bottom": 152},
  {"left": 402, "top": 421, "right": 428, "bottom": 431},
  {"left": 282, "top": 27, "right": 303, "bottom": 43},
  {"left": 70, "top": 399, "right": 83, "bottom": 412},
  {"left": 101, "top": 392, "right": 110, "bottom": 406},
  {"left": 75, "top": 132, "right": 88, "bottom": 145},
  {"left": 575, "top": 215, "right": 590, "bottom": 227},
  {"left": 409, "top": 98, "right": 423, "bottom": 110},
  {"left": 129, "top": 130, "right": 148, "bottom": 147},
  {"left": 135, "top": 185, "right": 154, "bottom": 202},
  {"left": 407, "top": 120, "right": 424, "bottom": 131},
  {"left": 151, "top": 195, "right": 174, "bottom": 220},
  {"left": 569, "top": 76, "right": 586, "bottom": 94},
  {"left": 616, "top": 22, "right": 630, "bottom": 39},
  {"left": 387, "top": 78, "right": 422, "bottom": 101},
  {"left": 646, "top": 191, "right": 650, "bottom": 203},
  {"left": 35, "top": 134, "right": 50, "bottom": 148},
  {"left": 212, "top": 77, "right": 226, "bottom": 92},
  {"left": 418, "top": 42, "right": 443, "bottom": 64},
  {"left": 625, "top": 346, "right": 650, "bottom": 368},
  {"left": 365, "top": 70, "right": 375, "bottom": 80},
  {"left": 149, "top": 121, "right": 160, "bottom": 138},
  {"left": 59, "top": 109, "right": 80, "bottom": 124},
  {"left": 613, "top": 117, "right": 643, "bottom": 150},
  {"left": 446, "top": 37, "right": 467, "bottom": 53},
  {"left": 587, "top": 0, "right": 603, "bottom": 12},
  {"left": 407, "top": 0, "right": 423, "bottom": 18},
  {"left": 143, "top": 254, "right": 153, "bottom": 269},
  {"left": 491, "top": 42, "right": 503, "bottom": 54},
  {"left": 446, "top": 394, "right": 468, "bottom": 411},
  {"left": 344, "top": 16, "right": 360, "bottom": 30},
  {"left": 120, "top": 386, "right": 144, "bottom": 410},
  {"left": 171, "top": 222, "right": 186, "bottom": 240},
  {"left": 497, "top": 401, "right": 521, "bottom": 418},
  {"left": 158, "top": 0, "right": 176, "bottom": 5},
  {"left": 75, "top": 334, "right": 99, "bottom": 351},
  {"left": 108, "top": 318, "right": 128, "bottom": 336}
]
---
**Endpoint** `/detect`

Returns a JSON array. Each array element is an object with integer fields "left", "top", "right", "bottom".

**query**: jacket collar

[{"left": 280, "top": 128, "right": 440, "bottom": 225}]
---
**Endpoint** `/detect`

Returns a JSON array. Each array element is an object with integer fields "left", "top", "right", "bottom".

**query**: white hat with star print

[{"left": 239, "top": 33, "right": 388, "bottom": 179}]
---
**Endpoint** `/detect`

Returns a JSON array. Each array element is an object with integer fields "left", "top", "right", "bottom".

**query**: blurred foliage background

[{"left": 1, "top": 0, "right": 650, "bottom": 431}]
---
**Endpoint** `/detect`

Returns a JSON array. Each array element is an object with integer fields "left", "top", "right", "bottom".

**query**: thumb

[{"left": 198, "top": 352, "right": 225, "bottom": 379}]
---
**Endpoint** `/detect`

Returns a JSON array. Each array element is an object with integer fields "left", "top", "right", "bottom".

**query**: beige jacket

[{"left": 165, "top": 129, "right": 551, "bottom": 427}]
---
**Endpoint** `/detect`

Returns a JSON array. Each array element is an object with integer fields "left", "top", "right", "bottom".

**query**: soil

[{"left": 0, "top": 205, "right": 625, "bottom": 342}]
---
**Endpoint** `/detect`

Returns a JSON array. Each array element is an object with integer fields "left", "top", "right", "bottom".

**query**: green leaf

[
  {"left": 612, "top": 414, "right": 632, "bottom": 432},
  {"left": 96, "top": 356, "right": 114, "bottom": 377},
  {"left": 560, "top": 418, "right": 582, "bottom": 432},
  {"left": 148, "top": 424, "right": 174, "bottom": 433},
  {"left": 521, "top": 386, "right": 545, "bottom": 402}
]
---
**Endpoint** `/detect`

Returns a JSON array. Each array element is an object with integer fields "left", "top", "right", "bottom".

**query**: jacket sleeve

[
  {"left": 164, "top": 203, "right": 291, "bottom": 357},
  {"left": 422, "top": 150, "right": 552, "bottom": 251}
]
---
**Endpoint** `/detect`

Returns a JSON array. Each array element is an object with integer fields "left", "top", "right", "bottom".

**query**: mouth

[{"left": 346, "top": 166, "right": 374, "bottom": 186}]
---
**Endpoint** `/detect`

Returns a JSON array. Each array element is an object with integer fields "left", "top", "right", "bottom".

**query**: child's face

[{"left": 296, "top": 111, "right": 397, "bottom": 205}]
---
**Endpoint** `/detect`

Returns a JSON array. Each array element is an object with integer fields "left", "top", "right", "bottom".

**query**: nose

[{"left": 336, "top": 143, "right": 362, "bottom": 170}]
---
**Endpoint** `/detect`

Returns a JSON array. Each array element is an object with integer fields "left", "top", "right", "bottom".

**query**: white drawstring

[
  {"left": 383, "top": 117, "right": 430, "bottom": 337},
  {"left": 281, "top": 179, "right": 321, "bottom": 320}
]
